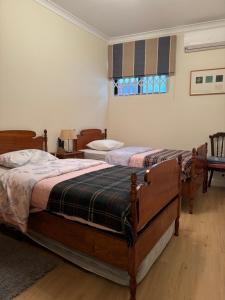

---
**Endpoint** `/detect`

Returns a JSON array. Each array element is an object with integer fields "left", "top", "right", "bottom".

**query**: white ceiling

[{"left": 49, "top": 0, "right": 225, "bottom": 38}]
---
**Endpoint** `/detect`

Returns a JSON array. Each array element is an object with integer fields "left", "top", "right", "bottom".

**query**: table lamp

[{"left": 59, "top": 129, "right": 77, "bottom": 152}]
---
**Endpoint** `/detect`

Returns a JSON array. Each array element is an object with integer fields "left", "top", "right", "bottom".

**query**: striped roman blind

[{"left": 108, "top": 35, "right": 177, "bottom": 79}]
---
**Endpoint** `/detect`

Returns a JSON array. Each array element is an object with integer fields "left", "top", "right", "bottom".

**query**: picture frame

[{"left": 190, "top": 68, "right": 225, "bottom": 96}]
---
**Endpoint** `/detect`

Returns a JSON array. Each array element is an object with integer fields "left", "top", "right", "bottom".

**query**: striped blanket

[
  {"left": 47, "top": 165, "right": 146, "bottom": 245},
  {"left": 144, "top": 149, "right": 192, "bottom": 180}
]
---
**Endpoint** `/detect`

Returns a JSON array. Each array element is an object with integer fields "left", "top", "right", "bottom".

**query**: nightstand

[{"left": 55, "top": 151, "right": 84, "bottom": 159}]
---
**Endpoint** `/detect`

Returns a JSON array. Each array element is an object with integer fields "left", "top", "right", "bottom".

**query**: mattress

[
  {"left": 80, "top": 149, "right": 107, "bottom": 160},
  {"left": 27, "top": 221, "right": 175, "bottom": 286}
]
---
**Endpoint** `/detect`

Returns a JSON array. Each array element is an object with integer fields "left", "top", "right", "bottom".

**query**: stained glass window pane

[{"left": 113, "top": 75, "right": 168, "bottom": 96}]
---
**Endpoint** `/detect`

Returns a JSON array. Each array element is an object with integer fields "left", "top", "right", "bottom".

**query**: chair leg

[{"left": 208, "top": 170, "right": 214, "bottom": 187}]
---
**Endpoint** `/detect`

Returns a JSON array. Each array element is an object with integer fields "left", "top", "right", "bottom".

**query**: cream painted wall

[
  {"left": 0, "top": 0, "right": 224, "bottom": 156},
  {"left": 0, "top": 0, "right": 108, "bottom": 151},
  {"left": 107, "top": 33, "right": 225, "bottom": 152}
]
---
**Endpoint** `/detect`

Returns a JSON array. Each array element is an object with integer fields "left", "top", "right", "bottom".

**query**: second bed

[{"left": 76, "top": 129, "right": 207, "bottom": 214}]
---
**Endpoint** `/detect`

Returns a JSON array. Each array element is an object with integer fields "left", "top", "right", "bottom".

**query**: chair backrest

[{"left": 209, "top": 132, "right": 225, "bottom": 157}]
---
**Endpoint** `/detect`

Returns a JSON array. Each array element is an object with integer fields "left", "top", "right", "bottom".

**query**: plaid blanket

[
  {"left": 47, "top": 166, "right": 146, "bottom": 245},
  {"left": 144, "top": 149, "right": 192, "bottom": 180}
]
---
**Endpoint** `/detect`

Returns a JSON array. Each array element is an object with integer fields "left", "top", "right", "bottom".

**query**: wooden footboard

[
  {"left": 182, "top": 143, "right": 207, "bottom": 213},
  {"left": 128, "top": 159, "right": 180, "bottom": 300},
  {"left": 28, "top": 159, "right": 181, "bottom": 300},
  {"left": 134, "top": 159, "right": 181, "bottom": 232}
]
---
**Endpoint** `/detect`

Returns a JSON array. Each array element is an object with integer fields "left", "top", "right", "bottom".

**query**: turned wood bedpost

[
  {"left": 104, "top": 129, "right": 107, "bottom": 139},
  {"left": 129, "top": 173, "right": 138, "bottom": 300},
  {"left": 175, "top": 155, "right": 182, "bottom": 236},
  {"left": 203, "top": 142, "right": 208, "bottom": 193},
  {"left": 188, "top": 148, "right": 197, "bottom": 214},
  {"left": 44, "top": 129, "right": 48, "bottom": 152},
  {"left": 130, "top": 173, "right": 138, "bottom": 237},
  {"left": 73, "top": 139, "right": 77, "bottom": 152}
]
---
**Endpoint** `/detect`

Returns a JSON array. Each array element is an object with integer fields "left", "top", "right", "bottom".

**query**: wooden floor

[{"left": 16, "top": 186, "right": 225, "bottom": 300}]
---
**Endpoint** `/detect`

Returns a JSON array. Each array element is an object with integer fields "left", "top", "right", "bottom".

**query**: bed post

[
  {"left": 73, "top": 139, "right": 77, "bottom": 152},
  {"left": 188, "top": 148, "right": 197, "bottom": 214},
  {"left": 175, "top": 155, "right": 182, "bottom": 236},
  {"left": 202, "top": 142, "right": 208, "bottom": 193},
  {"left": 44, "top": 129, "right": 48, "bottom": 152},
  {"left": 104, "top": 129, "right": 107, "bottom": 139},
  {"left": 128, "top": 173, "right": 138, "bottom": 300}
]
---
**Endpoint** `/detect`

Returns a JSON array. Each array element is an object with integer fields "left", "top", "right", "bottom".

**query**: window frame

[{"left": 113, "top": 75, "right": 168, "bottom": 96}]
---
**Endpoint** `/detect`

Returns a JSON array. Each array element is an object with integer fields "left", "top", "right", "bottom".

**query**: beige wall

[
  {"left": 0, "top": 0, "right": 108, "bottom": 151},
  {"left": 0, "top": 0, "right": 224, "bottom": 156},
  {"left": 107, "top": 33, "right": 225, "bottom": 152}
]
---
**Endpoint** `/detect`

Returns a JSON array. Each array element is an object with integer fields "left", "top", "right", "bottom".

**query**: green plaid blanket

[
  {"left": 144, "top": 149, "right": 192, "bottom": 180},
  {"left": 47, "top": 165, "right": 146, "bottom": 244}
]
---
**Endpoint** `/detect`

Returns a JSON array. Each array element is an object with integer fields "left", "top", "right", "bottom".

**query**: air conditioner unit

[{"left": 184, "top": 27, "right": 225, "bottom": 53}]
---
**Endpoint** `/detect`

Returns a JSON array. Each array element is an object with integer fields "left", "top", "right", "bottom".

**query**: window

[{"left": 113, "top": 75, "right": 168, "bottom": 96}]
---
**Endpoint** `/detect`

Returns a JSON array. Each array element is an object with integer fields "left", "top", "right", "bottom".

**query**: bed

[
  {"left": 76, "top": 129, "right": 208, "bottom": 214},
  {"left": 0, "top": 129, "right": 181, "bottom": 300}
]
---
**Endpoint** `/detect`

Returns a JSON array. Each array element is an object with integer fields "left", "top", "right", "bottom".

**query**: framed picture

[{"left": 190, "top": 68, "right": 225, "bottom": 96}]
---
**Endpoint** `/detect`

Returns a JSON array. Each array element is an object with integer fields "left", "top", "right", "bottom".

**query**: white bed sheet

[
  {"left": 80, "top": 149, "right": 108, "bottom": 160},
  {"left": 0, "top": 166, "right": 10, "bottom": 176}
]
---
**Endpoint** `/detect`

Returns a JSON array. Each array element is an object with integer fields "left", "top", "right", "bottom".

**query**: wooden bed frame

[
  {"left": 75, "top": 128, "right": 208, "bottom": 214},
  {"left": 0, "top": 129, "right": 48, "bottom": 154},
  {"left": 0, "top": 129, "right": 181, "bottom": 300},
  {"left": 182, "top": 144, "right": 208, "bottom": 213}
]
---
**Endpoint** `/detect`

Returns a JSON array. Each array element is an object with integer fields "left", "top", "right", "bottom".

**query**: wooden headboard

[
  {"left": 0, "top": 130, "right": 48, "bottom": 154},
  {"left": 75, "top": 129, "right": 107, "bottom": 151}
]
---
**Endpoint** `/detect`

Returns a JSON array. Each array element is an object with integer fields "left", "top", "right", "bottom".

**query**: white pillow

[
  {"left": 87, "top": 139, "right": 124, "bottom": 151},
  {"left": 0, "top": 149, "right": 57, "bottom": 168}
]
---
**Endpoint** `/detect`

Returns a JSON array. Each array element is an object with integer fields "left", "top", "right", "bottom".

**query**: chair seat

[
  {"left": 207, "top": 156, "right": 225, "bottom": 170},
  {"left": 208, "top": 163, "right": 225, "bottom": 170},
  {"left": 207, "top": 156, "right": 225, "bottom": 164}
]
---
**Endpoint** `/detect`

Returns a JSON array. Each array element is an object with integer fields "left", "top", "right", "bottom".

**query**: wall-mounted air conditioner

[{"left": 184, "top": 27, "right": 225, "bottom": 53}]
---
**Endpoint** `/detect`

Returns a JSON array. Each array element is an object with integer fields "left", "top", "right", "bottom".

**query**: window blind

[{"left": 108, "top": 36, "right": 177, "bottom": 79}]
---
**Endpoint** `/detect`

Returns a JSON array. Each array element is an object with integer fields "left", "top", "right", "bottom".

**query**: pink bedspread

[
  {"left": 129, "top": 149, "right": 162, "bottom": 167},
  {"left": 31, "top": 163, "right": 119, "bottom": 233},
  {"left": 31, "top": 163, "right": 111, "bottom": 210},
  {"left": 0, "top": 159, "right": 110, "bottom": 232}
]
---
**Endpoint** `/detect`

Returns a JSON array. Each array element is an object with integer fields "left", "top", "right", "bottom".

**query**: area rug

[{"left": 0, "top": 229, "right": 61, "bottom": 300}]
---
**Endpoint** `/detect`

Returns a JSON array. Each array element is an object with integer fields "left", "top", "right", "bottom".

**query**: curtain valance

[{"left": 108, "top": 35, "right": 176, "bottom": 79}]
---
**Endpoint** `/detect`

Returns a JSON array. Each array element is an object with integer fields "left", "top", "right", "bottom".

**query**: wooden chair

[{"left": 207, "top": 132, "right": 225, "bottom": 188}]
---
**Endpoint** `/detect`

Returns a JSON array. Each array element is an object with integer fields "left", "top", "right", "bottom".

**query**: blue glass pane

[
  {"left": 159, "top": 75, "right": 167, "bottom": 93},
  {"left": 123, "top": 78, "right": 129, "bottom": 95},
  {"left": 123, "top": 86, "right": 128, "bottom": 95},
  {"left": 129, "top": 77, "right": 138, "bottom": 94},
  {"left": 117, "top": 79, "right": 123, "bottom": 96},
  {"left": 147, "top": 76, "right": 153, "bottom": 94},
  {"left": 153, "top": 76, "right": 160, "bottom": 93},
  {"left": 160, "top": 83, "right": 167, "bottom": 93},
  {"left": 148, "top": 84, "right": 153, "bottom": 93},
  {"left": 142, "top": 77, "right": 147, "bottom": 94}
]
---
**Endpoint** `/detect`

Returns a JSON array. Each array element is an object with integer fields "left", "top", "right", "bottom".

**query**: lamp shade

[{"left": 59, "top": 129, "right": 77, "bottom": 141}]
